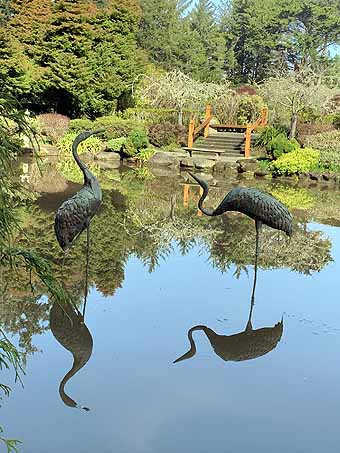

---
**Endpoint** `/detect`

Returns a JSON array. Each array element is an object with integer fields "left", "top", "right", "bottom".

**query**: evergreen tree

[
  {"left": 278, "top": 0, "right": 340, "bottom": 66},
  {"left": 190, "top": 0, "right": 225, "bottom": 81},
  {"left": 225, "top": 0, "right": 284, "bottom": 82},
  {"left": 138, "top": 0, "right": 199, "bottom": 73},
  {"left": 35, "top": 0, "right": 142, "bottom": 116}
]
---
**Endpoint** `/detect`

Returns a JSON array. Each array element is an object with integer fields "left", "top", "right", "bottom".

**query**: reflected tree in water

[{"left": 0, "top": 173, "right": 333, "bottom": 358}]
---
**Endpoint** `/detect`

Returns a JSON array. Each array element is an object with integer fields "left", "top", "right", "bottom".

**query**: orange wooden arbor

[{"left": 187, "top": 105, "right": 268, "bottom": 158}]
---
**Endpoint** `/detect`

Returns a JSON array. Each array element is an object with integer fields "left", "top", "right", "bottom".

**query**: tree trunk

[
  {"left": 289, "top": 112, "right": 298, "bottom": 139},
  {"left": 178, "top": 110, "right": 183, "bottom": 126}
]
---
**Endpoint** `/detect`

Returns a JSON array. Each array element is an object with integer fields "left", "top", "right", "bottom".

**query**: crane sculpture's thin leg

[
  {"left": 82, "top": 222, "right": 90, "bottom": 319},
  {"left": 247, "top": 220, "right": 261, "bottom": 331}
]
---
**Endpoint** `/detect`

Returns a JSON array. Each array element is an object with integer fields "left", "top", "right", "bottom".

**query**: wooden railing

[
  {"left": 244, "top": 108, "right": 268, "bottom": 158},
  {"left": 187, "top": 104, "right": 268, "bottom": 158},
  {"left": 187, "top": 104, "right": 212, "bottom": 148}
]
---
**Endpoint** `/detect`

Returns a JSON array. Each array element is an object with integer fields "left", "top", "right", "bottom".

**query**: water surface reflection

[{"left": 1, "top": 165, "right": 340, "bottom": 453}]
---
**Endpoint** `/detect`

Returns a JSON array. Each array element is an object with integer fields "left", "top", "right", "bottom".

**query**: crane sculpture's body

[
  {"left": 188, "top": 172, "right": 292, "bottom": 266},
  {"left": 50, "top": 299, "right": 93, "bottom": 410},
  {"left": 174, "top": 252, "right": 283, "bottom": 364},
  {"left": 54, "top": 130, "right": 104, "bottom": 256}
]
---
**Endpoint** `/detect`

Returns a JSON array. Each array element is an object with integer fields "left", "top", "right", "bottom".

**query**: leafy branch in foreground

[{"left": 0, "top": 329, "right": 24, "bottom": 453}]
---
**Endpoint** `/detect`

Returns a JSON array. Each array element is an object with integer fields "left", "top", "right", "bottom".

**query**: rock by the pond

[
  {"left": 309, "top": 172, "right": 319, "bottom": 181},
  {"left": 254, "top": 169, "right": 270, "bottom": 177},
  {"left": 81, "top": 151, "right": 94, "bottom": 164},
  {"left": 193, "top": 158, "right": 215, "bottom": 170},
  {"left": 180, "top": 157, "right": 195, "bottom": 168},
  {"left": 237, "top": 158, "right": 260, "bottom": 173},
  {"left": 39, "top": 144, "right": 60, "bottom": 156},
  {"left": 97, "top": 160, "right": 121, "bottom": 170},
  {"left": 149, "top": 152, "right": 180, "bottom": 167},
  {"left": 150, "top": 165, "right": 179, "bottom": 178},
  {"left": 321, "top": 173, "right": 331, "bottom": 181},
  {"left": 95, "top": 151, "right": 121, "bottom": 163}
]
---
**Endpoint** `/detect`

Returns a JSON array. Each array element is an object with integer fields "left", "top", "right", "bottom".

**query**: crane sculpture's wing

[
  {"left": 54, "top": 187, "right": 100, "bottom": 250},
  {"left": 223, "top": 188, "right": 292, "bottom": 236}
]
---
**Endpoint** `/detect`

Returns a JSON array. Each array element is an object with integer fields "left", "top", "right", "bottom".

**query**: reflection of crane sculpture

[
  {"left": 50, "top": 300, "right": 93, "bottom": 411},
  {"left": 174, "top": 248, "right": 283, "bottom": 364},
  {"left": 188, "top": 172, "right": 292, "bottom": 266},
  {"left": 54, "top": 130, "right": 104, "bottom": 257}
]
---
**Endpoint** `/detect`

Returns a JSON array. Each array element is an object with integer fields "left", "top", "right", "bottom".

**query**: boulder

[
  {"left": 214, "top": 161, "right": 226, "bottom": 173},
  {"left": 309, "top": 172, "right": 319, "bottom": 181},
  {"left": 81, "top": 151, "right": 94, "bottom": 164},
  {"left": 39, "top": 144, "right": 60, "bottom": 156},
  {"left": 95, "top": 151, "right": 121, "bottom": 163},
  {"left": 97, "top": 160, "right": 121, "bottom": 170},
  {"left": 254, "top": 169, "right": 270, "bottom": 177},
  {"left": 193, "top": 158, "right": 215, "bottom": 170},
  {"left": 180, "top": 157, "right": 195, "bottom": 168},
  {"left": 149, "top": 152, "right": 180, "bottom": 166},
  {"left": 237, "top": 158, "right": 260, "bottom": 173}
]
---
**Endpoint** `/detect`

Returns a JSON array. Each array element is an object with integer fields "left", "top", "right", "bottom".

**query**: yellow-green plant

[
  {"left": 57, "top": 132, "right": 103, "bottom": 156},
  {"left": 271, "top": 186, "right": 315, "bottom": 210},
  {"left": 270, "top": 148, "right": 320, "bottom": 176}
]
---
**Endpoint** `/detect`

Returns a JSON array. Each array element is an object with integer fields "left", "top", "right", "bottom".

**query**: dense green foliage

[
  {"left": 270, "top": 147, "right": 320, "bottom": 175},
  {"left": 0, "top": 0, "right": 142, "bottom": 117},
  {"left": 256, "top": 126, "right": 299, "bottom": 159},
  {"left": 148, "top": 122, "right": 187, "bottom": 147},
  {"left": 305, "top": 130, "right": 340, "bottom": 153}
]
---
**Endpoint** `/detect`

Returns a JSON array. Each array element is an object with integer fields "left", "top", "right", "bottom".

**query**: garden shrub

[
  {"left": 68, "top": 118, "right": 93, "bottom": 132},
  {"left": 256, "top": 126, "right": 298, "bottom": 159},
  {"left": 122, "top": 128, "right": 149, "bottom": 157},
  {"left": 36, "top": 113, "right": 70, "bottom": 144},
  {"left": 297, "top": 122, "right": 335, "bottom": 145},
  {"left": 333, "top": 114, "right": 340, "bottom": 130},
  {"left": 318, "top": 151, "right": 340, "bottom": 172},
  {"left": 148, "top": 122, "right": 187, "bottom": 147},
  {"left": 122, "top": 108, "right": 194, "bottom": 125},
  {"left": 270, "top": 148, "right": 320, "bottom": 176},
  {"left": 57, "top": 132, "right": 103, "bottom": 156},
  {"left": 129, "top": 128, "right": 149, "bottom": 150},
  {"left": 305, "top": 130, "right": 340, "bottom": 153},
  {"left": 69, "top": 115, "right": 138, "bottom": 140},
  {"left": 106, "top": 137, "right": 126, "bottom": 152},
  {"left": 237, "top": 95, "right": 266, "bottom": 124}
]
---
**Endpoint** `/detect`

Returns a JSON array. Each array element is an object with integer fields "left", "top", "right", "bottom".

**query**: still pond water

[{"left": 2, "top": 162, "right": 340, "bottom": 452}]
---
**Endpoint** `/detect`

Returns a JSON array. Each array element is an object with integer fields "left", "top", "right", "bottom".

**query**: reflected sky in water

[{"left": 2, "top": 170, "right": 340, "bottom": 453}]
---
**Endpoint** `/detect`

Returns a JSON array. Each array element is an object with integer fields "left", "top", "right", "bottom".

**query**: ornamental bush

[
  {"left": 297, "top": 122, "right": 335, "bottom": 145},
  {"left": 270, "top": 148, "right": 320, "bottom": 176},
  {"left": 36, "top": 113, "right": 70, "bottom": 144},
  {"left": 305, "top": 130, "right": 340, "bottom": 153},
  {"left": 106, "top": 137, "right": 126, "bottom": 152},
  {"left": 256, "top": 126, "right": 298, "bottom": 159},
  {"left": 57, "top": 132, "right": 103, "bottom": 156},
  {"left": 69, "top": 116, "right": 139, "bottom": 141},
  {"left": 148, "top": 122, "right": 187, "bottom": 147}
]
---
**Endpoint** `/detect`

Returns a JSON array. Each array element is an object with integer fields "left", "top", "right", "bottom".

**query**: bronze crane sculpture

[
  {"left": 50, "top": 298, "right": 93, "bottom": 410},
  {"left": 174, "top": 252, "right": 283, "bottom": 364},
  {"left": 54, "top": 129, "right": 104, "bottom": 260},
  {"left": 188, "top": 172, "right": 292, "bottom": 267}
]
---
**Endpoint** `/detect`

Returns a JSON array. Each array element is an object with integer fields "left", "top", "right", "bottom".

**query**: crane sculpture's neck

[
  {"left": 188, "top": 172, "right": 218, "bottom": 216},
  {"left": 173, "top": 325, "right": 214, "bottom": 363},
  {"left": 72, "top": 135, "right": 94, "bottom": 185},
  {"left": 59, "top": 358, "right": 90, "bottom": 411}
]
